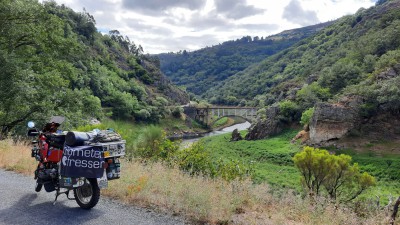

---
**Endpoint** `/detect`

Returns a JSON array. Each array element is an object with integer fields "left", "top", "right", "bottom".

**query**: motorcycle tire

[
  {"left": 35, "top": 182, "right": 42, "bottom": 192},
  {"left": 73, "top": 178, "right": 100, "bottom": 209}
]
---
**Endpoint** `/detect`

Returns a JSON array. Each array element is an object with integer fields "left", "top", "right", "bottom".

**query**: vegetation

[
  {"left": 0, "top": 138, "right": 389, "bottom": 224},
  {"left": 2, "top": 0, "right": 400, "bottom": 223},
  {"left": 201, "top": 130, "right": 400, "bottom": 202},
  {"left": 158, "top": 22, "right": 333, "bottom": 100},
  {"left": 202, "top": 129, "right": 301, "bottom": 187},
  {"left": 77, "top": 119, "right": 251, "bottom": 181},
  {"left": 293, "top": 146, "right": 376, "bottom": 201},
  {"left": 300, "top": 107, "right": 315, "bottom": 125},
  {"left": 202, "top": 0, "right": 400, "bottom": 122},
  {"left": 213, "top": 117, "right": 229, "bottom": 128},
  {"left": 0, "top": 0, "right": 187, "bottom": 138}
]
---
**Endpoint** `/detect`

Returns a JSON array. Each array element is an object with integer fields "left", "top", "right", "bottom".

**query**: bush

[
  {"left": 278, "top": 100, "right": 300, "bottom": 122},
  {"left": 174, "top": 142, "right": 214, "bottom": 176},
  {"left": 300, "top": 107, "right": 314, "bottom": 125},
  {"left": 135, "top": 126, "right": 179, "bottom": 160},
  {"left": 171, "top": 106, "right": 183, "bottom": 118},
  {"left": 293, "top": 146, "right": 376, "bottom": 201},
  {"left": 170, "top": 142, "right": 252, "bottom": 181}
]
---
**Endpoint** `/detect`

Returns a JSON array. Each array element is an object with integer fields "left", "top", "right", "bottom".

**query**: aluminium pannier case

[{"left": 84, "top": 140, "right": 126, "bottom": 158}]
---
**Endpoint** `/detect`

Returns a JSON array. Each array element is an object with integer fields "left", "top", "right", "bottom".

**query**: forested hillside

[
  {"left": 0, "top": 0, "right": 188, "bottom": 137},
  {"left": 204, "top": 0, "right": 400, "bottom": 118},
  {"left": 157, "top": 21, "right": 333, "bottom": 97}
]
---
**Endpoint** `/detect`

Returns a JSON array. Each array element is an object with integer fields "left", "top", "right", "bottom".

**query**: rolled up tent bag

[{"left": 65, "top": 131, "right": 93, "bottom": 146}]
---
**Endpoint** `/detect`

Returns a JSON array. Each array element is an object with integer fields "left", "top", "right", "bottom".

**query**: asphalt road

[{"left": 0, "top": 169, "right": 185, "bottom": 225}]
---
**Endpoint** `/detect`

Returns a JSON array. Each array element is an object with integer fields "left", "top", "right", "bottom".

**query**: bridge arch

[
  {"left": 183, "top": 106, "right": 258, "bottom": 126},
  {"left": 210, "top": 115, "right": 251, "bottom": 126}
]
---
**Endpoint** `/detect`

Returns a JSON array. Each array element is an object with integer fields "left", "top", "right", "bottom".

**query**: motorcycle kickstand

[{"left": 53, "top": 190, "right": 74, "bottom": 205}]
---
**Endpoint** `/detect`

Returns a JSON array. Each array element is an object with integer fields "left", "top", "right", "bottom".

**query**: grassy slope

[
  {"left": 335, "top": 148, "right": 400, "bottom": 198},
  {"left": 202, "top": 129, "right": 302, "bottom": 189},
  {"left": 202, "top": 129, "right": 400, "bottom": 200}
]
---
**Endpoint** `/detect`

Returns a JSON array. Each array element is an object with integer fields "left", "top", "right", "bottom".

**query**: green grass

[
  {"left": 212, "top": 117, "right": 229, "bottom": 128},
  {"left": 201, "top": 129, "right": 400, "bottom": 200},
  {"left": 201, "top": 129, "right": 302, "bottom": 189},
  {"left": 76, "top": 118, "right": 146, "bottom": 153},
  {"left": 334, "top": 149, "right": 400, "bottom": 199}
]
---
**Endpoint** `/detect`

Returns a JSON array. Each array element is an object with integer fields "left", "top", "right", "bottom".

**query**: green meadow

[{"left": 201, "top": 129, "right": 400, "bottom": 199}]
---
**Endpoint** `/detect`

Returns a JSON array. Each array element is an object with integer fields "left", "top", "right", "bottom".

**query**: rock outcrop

[
  {"left": 309, "top": 100, "right": 360, "bottom": 145},
  {"left": 245, "top": 106, "right": 284, "bottom": 140},
  {"left": 231, "top": 129, "right": 243, "bottom": 141},
  {"left": 376, "top": 63, "right": 400, "bottom": 80}
]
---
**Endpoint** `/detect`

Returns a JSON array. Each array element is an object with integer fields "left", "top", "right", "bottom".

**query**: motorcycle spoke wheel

[{"left": 73, "top": 178, "right": 100, "bottom": 209}]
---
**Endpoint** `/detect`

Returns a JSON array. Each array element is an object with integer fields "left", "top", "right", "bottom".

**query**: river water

[{"left": 181, "top": 121, "right": 252, "bottom": 145}]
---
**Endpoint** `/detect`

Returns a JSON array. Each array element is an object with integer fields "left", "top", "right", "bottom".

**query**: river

[{"left": 181, "top": 121, "right": 251, "bottom": 146}]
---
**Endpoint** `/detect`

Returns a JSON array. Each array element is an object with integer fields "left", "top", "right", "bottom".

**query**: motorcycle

[{"left": 27, "top": 116, "right": 125, "bottom": 209}]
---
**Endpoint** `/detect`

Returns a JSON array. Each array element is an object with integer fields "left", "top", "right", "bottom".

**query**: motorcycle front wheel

[
  {"left": 73, "top": 178, "right": 100, "bottom": 209},
  {"left": 35, "top": 180, "right": 42, "bottom": 192}
]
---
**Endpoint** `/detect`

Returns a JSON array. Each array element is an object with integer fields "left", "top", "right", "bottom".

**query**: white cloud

[
  {"left": 283, "top": 0, "right": 320, "bottom": 26},
  {"left": 43, "top": 0, "right": 376, "bottom": 54}
]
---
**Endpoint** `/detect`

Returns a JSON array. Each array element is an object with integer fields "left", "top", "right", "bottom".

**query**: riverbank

[
  {"left": 179, "top": 121, "right": 252, "bottom": 147},
  {"left": 167, "top": 116, "right": 251, "bottom": 141}
]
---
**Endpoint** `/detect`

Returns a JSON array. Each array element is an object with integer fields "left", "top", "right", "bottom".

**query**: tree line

[{"left": 0, "top": 0, "right": 187, "bottom": 138}]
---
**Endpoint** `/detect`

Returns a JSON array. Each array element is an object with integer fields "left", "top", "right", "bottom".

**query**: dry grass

[
  {"left": 0, "top": 139, "right": 36, "bottom": 175},
  {"left": 0, "top": 139, "right": 390, "bottom": 224}
]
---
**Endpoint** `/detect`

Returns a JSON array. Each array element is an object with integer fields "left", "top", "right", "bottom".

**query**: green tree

[
  {"left": 293, "top": 146, "right": 376, "bottom": 201},
  {"left": 296, "top": 82, "right": 331, "bottom": 109},
  {"left": 278, "top": 100, "right": 300, "bottom": 122}
]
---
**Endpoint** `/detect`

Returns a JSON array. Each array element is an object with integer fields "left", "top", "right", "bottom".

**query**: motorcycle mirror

[{"left": 27, "top": 121, "right": 35, "bottom": 128}]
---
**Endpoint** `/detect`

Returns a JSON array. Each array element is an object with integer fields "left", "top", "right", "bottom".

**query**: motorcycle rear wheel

[{"left": 73, "top": 178, "right": 100, "bottom": 209}]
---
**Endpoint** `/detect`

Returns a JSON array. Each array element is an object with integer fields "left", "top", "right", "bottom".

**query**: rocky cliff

[
  {"left": 309, "top": 100, "right": 360, "bottom": 145},
  {"left": 245, "top": 107, "right": 285, "bottom": 140}
]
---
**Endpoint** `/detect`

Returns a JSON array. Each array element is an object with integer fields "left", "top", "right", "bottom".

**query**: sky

[{"left": 45, "top": 0, "right": 378, "bottom": 54}]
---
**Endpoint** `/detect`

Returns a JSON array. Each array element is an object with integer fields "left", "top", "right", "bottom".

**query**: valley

[{"left": 1, "top": 0, "right": 400, "bottom": 224}]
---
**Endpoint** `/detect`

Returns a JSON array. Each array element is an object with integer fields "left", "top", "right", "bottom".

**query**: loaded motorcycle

[{"left": 27, "top": 116, "right": 125, "bottom": 209}]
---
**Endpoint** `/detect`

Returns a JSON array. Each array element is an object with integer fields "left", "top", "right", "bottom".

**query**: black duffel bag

[{"left": 65, "top": 131, "right": 94, "bottom": 146}]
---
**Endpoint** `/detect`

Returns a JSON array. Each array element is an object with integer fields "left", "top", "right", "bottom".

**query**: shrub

[
  {"left": 135, "top": 126, "right": 179, "bottom": 160},
  {"left": 171, "top": 106, "right": 183, "bottom": 118},
  {"left": 278, "top": 100, "right": 300, "bottom": 122},
  {"left": 293, "top": 146, "right": 376, "bottom": 201},
  {"left": 171, "top": 142, "right": 252, "bottom": 181},
  {"left": 300, "top": 107, "right": 315, "bottom": 125}
]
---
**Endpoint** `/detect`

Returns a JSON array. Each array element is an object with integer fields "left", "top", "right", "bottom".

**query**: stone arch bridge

[{"left": 183, "top": 106, "right": 258, "bottom": 126}]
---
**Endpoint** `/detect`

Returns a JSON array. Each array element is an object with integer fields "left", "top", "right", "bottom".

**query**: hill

[
  {"left": 157, "top": 21, "right": 333, "bottom": 98},
  {"left": 203, "top": 0, "right": 400, "bottom": 118},
  {"left": 0, "top": 0, "right": 188, "bottom": 137}
]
